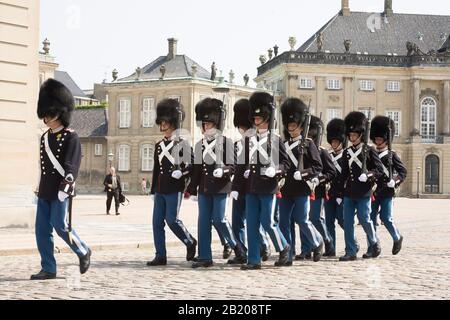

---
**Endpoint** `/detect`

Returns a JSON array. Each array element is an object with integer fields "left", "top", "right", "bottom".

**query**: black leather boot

[
  {"left": 30, "top": 270, "right": 56, "bottom": 280},
  {"left": 392, "top": 236, "right": 403, "bottom": 255},
  {"left": 147, "top": 256, "right": 167, "bottom": 266}
]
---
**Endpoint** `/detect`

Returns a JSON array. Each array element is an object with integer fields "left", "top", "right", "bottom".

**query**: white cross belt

[
  {"left": 159, "top": 141, "right": 175, "bottom": 165},
  {"left": 348, "top": 148, "right": 363, "bottom": 169}
]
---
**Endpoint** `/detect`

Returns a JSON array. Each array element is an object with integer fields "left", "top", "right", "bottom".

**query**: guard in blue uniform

[
  {"left": 323, "top": 119, "right": 347, "bottom": 256},
  {"left": 370, "top": 116, "right": 407, "bottom": 255},
  {"left": 278, "top": 98, "right": 324, "bottom": 265},
  {"left": 229, "top": 99, "right": 271, "bottom": 265},
  {"left": 147, "top": 99, "right": 197, "bottom": 266},
  {"left": 32, "top": 79, "right": 91, "bottom": 280},
  {"left": 232, "top": 92, "right": 291, "bottom": 270},
  {"left": 297, "top": 116, "right": 336, "bottom": 258},
  {"left": 339, "top": 112, "right": 384, "bottom": 261},
  {"left": 187, "top": 98, "right": 246, "bottom": 268}
]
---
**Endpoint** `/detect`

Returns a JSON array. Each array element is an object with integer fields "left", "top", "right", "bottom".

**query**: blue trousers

[
  {"left": 36, "top": 198, "right": 89, "bottom": 274},
  {"left": 297, "top": 197, "right": 332, "bottom": 254},
  {"left": 246, "top": 194, "right": 288, "bottom": 265},
  {"left": 280, "top": 196, "right": 323, "bottom": 262},
  {"left": 231, "top": 196, "right": 270, "bottom": 252},
  {"left": 371, "top": 197, "right": 401, "bottom": 242},
  {"left": 153, "top": 192, "right": 196, "bottom": 258},
  {"left": 343, "top": 197, "right": 378, "bottom": 256},
  {"left": 197, "top": 194, "right": 236, "bottom": 261},
  {"left": 324, "top": 198, "right": 344, "bottom": 252}
]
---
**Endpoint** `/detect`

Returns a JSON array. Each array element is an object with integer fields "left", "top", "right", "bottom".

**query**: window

[
  {"left": 386, "top": 110, "right": 401, "bottom": 137},
  {"left": 327, "top": 79, "right": 341, "bottom": 90},
  {"left": 142, "top": 98, "right": 156, "bottom": 128},
  {"left": 118, "top": 145, "right": 131, "bottom": 171},
  {"left": 421, "top": 97, "right": 437, "bottom": 138},
  {"left": 94, "top": 144, "right": 103, "bottom": 156},
  {"left": 327, "top": 108, "right": 342, "bottom": 122},
  {"left": 360, "top": 80, "right": 374, "bottom": 91},
  {"left": 141, "top": 144, "right": 154, "bottom": 172},
  {"left": 168, "top": 95, "right": 181, "bottom": 102},
  {"left": 121, "top": 182, "right": 130, "bottom": 192},
  {"left": 299, "top": 78, "right": 313, "bottom": 89},
  {"left": 387, "top": 81, "right": 401, "bottom": 92},
  {"left": 119, "top": 99, "right": 131, "bottom": 128}
]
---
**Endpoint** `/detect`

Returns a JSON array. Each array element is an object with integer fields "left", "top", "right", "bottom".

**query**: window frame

[
  {"left": 119, "top": 98, "right": 132, "bottom": 129},
  {"left": 118, "top": 144, "right": 131, "bottom": 172}
]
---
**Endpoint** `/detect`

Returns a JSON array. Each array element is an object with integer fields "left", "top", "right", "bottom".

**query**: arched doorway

[{"left": 425, "top": 154, "right": 440, "bottom": 194}]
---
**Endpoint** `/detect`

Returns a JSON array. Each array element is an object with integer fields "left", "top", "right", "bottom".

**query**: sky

[{"left": 40, "top": 0, "right": 450, "bottom": 90}]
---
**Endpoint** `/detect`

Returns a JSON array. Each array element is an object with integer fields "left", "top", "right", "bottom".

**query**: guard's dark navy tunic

[
  {"left": 327, "top": 150, "right": 346, "bottom": 199},
  {"left": 280, "top": 137, "right": 323, "bottom": 197},
  {"left": 150, "top": 137, "right": 193, "bottom": 195},
  {"left": 374, "top": 149, "right": 407, "bottom": 199},
  {"left": 315, "top": 147, "right": 337, "bottom": 199},
  {"left": 340, "top": 144, "right": 384, "bottom": 198},
  {"left": 38, "top": 128, "right": 81, "bottom": 200}
]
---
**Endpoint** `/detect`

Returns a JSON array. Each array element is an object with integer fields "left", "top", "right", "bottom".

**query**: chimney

[
  {"left": 384, "top": 0, "right": 393, "bottom": 16},
  {"left": 341, "top": 0, "right": 350, "bottom": 16},
  {"left": 167, "top": 38, "right": 178, "bottom": 60}
]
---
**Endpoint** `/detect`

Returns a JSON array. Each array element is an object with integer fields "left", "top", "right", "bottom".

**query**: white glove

[
  {"left": 244, "top": 170, "right": 250, "bottom": 179},
  {"left": 294, "top": 171, "right": 302, "bottom": 181},
  {"left": 58, "top": 191, "right": 69, "bottom": 202},
  {"left": 358, "top": 173, "right": 368, "bottom": 183},
  {"left": 336, "top": 198, "right": 343, "bottom": 205},
  {"left": 265, "top": 167, "right": 276, "bottom": 178},
  {"left": 230, "top": 191, "right": 239, "bottom": 201},
  {"left": 150, "top": 194, "right": 155, "bottom": 201},
  {"left": 387, "top": 179, "right": 396, "bottom": 188},
  {"left": 171, "top": 170, "right": 183, "bottom": 180},
  {"left": 213, "top": 168, "right": 224, "bottom": 178},
  {"left": 311, "top": 177, "right": 320, "bottom": 185},
  {"left": 191, "top": 196, "right": 198, "bottom": 202}
]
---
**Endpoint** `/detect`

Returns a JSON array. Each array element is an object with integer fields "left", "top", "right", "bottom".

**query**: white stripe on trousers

[
  {"left": 64, "top": 201, "right": 88, "bottom": 256},
  {"left": 224, "top": 197, "right": 235, "bottom": 243},
  {"left": 305, "top": 200, "right": 321, "bottom": 247},
  {"left": 269, "top": 195, "right": 283, "bottom": 250}
]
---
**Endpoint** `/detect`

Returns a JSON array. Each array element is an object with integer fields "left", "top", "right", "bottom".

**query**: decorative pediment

[
  {"left": 328, "top": 95, "right": 340, "bottom": 103},
  {"left": 420, "top": 88, "right": 439, "bottom": 101}
]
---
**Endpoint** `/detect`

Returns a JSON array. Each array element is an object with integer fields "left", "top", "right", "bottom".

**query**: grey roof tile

[
  {"left": 54, "top": 70, "right": 88, "bottom": 98},
  {"left": 71, "top": 108, "right": 108, "bottom": 138}
]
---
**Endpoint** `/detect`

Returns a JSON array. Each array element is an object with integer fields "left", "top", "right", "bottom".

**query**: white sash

[{"left": 44, "top": 131, "right": 65, "bottom": 178}]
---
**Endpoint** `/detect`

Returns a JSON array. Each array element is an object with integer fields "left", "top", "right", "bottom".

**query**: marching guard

[
  {"left": 323, "top": 119, "right": 347, "bottom": 256},
  {"left": 232, "top": 92, "right": 291, "bottom": 270},
  {"left": 370, "top": 116, "right": 407, "bottom": 255},
  {"left": 278, "top": 98, "right": 324, "bottom": 265},
  {"left": 187, "top": 98, "right": 246, "bottom": 268},
  {"left": 148, "top": 99, "right": 197, "bottom": 266},
  {"left": 32, "top": 79, "right": 91, "bottom": 280},
  {"left": 339, "top": 112, "right": 384, "bottom": 261}
]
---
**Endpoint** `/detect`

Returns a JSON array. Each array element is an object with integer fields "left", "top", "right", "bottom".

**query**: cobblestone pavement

[{"left": 0, "top": 197, "right": 449, "bottom": 299}]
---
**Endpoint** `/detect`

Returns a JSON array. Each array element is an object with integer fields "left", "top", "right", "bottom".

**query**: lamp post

[
  {"left": 108, "top": 151, "right": 115, "bottom": 169},
  {"left": 416, "top": 166, "right": 421, "bottom": 198}
]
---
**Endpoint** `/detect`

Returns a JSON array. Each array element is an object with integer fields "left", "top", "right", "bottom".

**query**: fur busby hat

[
  {"left": 195, "top": 98, "right": 224, "bottom": 130},
  {"left": 370, "top": 115, "right": 395, "bottom": 143},
  {"left": 280, "top": 98, "right": 307, "bottom": 128},
  {"left": 37, "top": 78, "right": 75, "bottom": 127},
  {"left": 344, "top": 111, "right": 367, "bottom": 136},
  {"left": 155, "top": 99, "right": 185, "bottom": 129},
  {"left": 327, "top": 118, "right": 346, "bottom": 145},
  {"left": 233, "top": 99, "right": 252, "bottom": 129},
  {"left": 308, "top": 115, "right": 324, "bottom": 146},
  {"left": 249, "top": 92, "right": 274, "bottom": 123}
]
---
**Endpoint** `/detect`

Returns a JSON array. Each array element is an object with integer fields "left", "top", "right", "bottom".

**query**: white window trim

[
  {"left": 327, "top": 108, "right": 343, "bottom": 122},
  {"left": 387, "top": 81, "right": 401, "bottom": 92},
  {"left": 168, "top": 95, "right": 181, "bottom": 102},
  {"left": 119, "top": 98, "right": 131, "bottom": 129},
  {"left": 94, "top": 144, "right": 103, "bottom": 156},
  {"left": 327, "top": 79, "right": 341, "bottom": 90},
  {"left": 118, "top": 145, "right": 131, "bottom": 172},
  {"left": 421, "top": 97, "right": 437, "bottom": 138},
  {"left": 360, "top": 80, "right": 374, "bottom": 91},
  {"left": 141, "top": 144, "right": 154, "bottom": 172},
  {"left": 142, "top": 97, "right": 156, "bottom": 128},
  {"left": 299, "top": 78, "right": 314, "bottom": 89},
  {"left": 386, "top": 110, "right": 402, "bottom": 137},
  {"left": 121, "top": 182, "right": 130, "bottom": 192}
]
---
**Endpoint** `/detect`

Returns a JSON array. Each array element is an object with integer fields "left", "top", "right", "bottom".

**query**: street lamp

[
  {"left": 416, "top": 166, "right": 421, "bottom": 198},
  {"left": 108, "top": 151, "right": 115, "bottom": 168}
]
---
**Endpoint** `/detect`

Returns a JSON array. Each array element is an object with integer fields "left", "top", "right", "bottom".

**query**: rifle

[
  {"left": 317, "top": 112, "right": 324, "bottom": 147},
  {"left": 216, "top": 96, "right": 227, "bottom": 170},
  {"left": 174, "top": 105, "right": 183, "bottom": 171},
  {"left": 387, "top": 124, "right": 393, "bottom": 180},
  {"left": 361, "top": 111, "right": 372, "bottom": 174},
  {"left": 267, "top": 93, "right": 277, "bottom": 167},
  {"left": 298, "top": 101, "right": 312, "bottom": 172}
]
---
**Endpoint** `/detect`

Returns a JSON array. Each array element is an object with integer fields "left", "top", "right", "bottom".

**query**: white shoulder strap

[{"left": 44, "top": 131, "right": 66, "bottom": 178}]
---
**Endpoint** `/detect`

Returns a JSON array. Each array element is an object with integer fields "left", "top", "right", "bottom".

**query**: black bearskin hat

[
  {"left": 280, "top": 98, "right": 307, "bottom": 128},
  {"left": 249, "top": 92, "right": 274, "bottom": 123},
  {"left": 233, "top": 99, "right": 252, "bottom": 129},
  {"left": 370, "top": 115, "right": 395, "bottom": 143},
  {"left": 327, "top": 118, "right": 346, "bottom": 145},
  {"left": 344, "top": 111, "right": 367, "bottom": 136},
  {"left": 308, "top": 115, "right": 324, "bottom": 147},
  {"left": 195, "top": 98, "right": 224, "bottom": 130},
  {"left": 37, "top": 78, "right": 75, "bottom": 127},
  {"left": 155, "top": 99, "right": 185, "bottom": 129}
]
